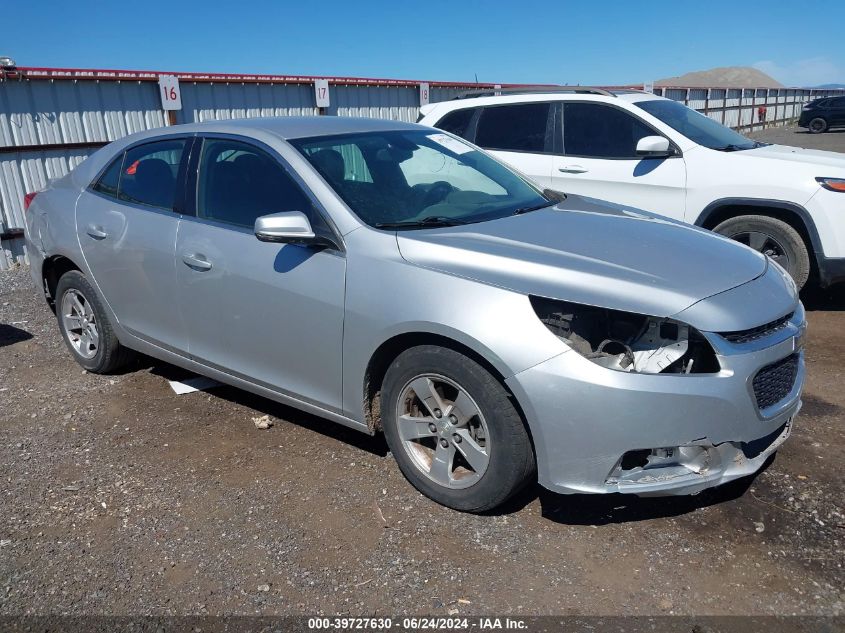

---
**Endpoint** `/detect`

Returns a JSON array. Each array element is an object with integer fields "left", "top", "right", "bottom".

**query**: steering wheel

[{"left": 420, "top": 181, "right": 454, "bottom": 209}]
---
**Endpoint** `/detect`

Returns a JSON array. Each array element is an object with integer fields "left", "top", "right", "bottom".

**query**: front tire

[
  {"left": 55, "top": 270, "right": 134, "bottom": 373},
  {"left": 714, "top": 215, "right": 810, "bottom": 289},
  {"left": 381, "top": 345, "right": 535, "bottom": 512},
  {"left": 808, "top": 117, "right": 828, "bottom": 134}
]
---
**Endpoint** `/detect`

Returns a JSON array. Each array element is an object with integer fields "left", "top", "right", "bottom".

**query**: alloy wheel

[
  {"left": 810, "top": 119, "right": 826, "bottom": 133},
  {"left": 61, "top": 289, "right": 99, "bottom": 359},
  {"left": 731, "top": 230, "right": 790, "bottom": 270},
  {"left": 395, "top": 373, "right": 490, "bottom": 489}
]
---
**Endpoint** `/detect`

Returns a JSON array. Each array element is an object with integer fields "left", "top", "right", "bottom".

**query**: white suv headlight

[{"left": 816, "top": 177, "right": 845, "bottom": 193}]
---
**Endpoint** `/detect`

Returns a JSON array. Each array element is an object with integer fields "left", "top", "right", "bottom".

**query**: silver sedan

[{"left": 24, "top": 117, "right": 805, "bottom": 511}]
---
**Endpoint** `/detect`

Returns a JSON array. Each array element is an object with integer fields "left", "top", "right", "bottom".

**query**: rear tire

[
  {"left": 808, "top": 117, "right": 828, "bottom": 134},
  {"left": 381, "top": 345, "right": 535, "bottom": 512},
  {"left": 55, "top": 270, "right": 134, "bottom": 373},
  {"left": 714, "top": 215, "right": 810, "bottom": 290}
]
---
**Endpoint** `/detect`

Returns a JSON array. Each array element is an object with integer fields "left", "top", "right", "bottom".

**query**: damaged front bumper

[
  {"left": 506, "top": 307, "right": 805, "bottom": 496},
  {"left": 603, "top": 416, "right": 794, "bottom": 496}
]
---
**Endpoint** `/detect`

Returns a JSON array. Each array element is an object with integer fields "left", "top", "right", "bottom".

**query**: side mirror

[
  {"left": 636, "top": 136, "right": 673, "bottom": 157},
  {"left": 255, "top": 211, "right": 315, "bottom": 243}
]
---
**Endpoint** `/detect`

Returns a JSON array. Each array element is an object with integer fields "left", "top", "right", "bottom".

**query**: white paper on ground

[{"left": 168, "top": 376, "right": 221, "bottom": 395}]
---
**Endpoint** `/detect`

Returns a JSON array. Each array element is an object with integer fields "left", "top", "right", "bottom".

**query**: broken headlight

[{"left": 530, "top": 296, "right": 720, "bottom": 374}]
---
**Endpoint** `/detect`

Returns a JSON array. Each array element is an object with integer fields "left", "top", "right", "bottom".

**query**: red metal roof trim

[{"left": 10, "top": 66, "right": 553, "bottom": 88}]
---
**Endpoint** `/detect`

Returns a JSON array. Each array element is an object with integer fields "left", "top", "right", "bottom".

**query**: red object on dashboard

[{"left": 23, "top": 191, "right": 38, "bottom": 211}]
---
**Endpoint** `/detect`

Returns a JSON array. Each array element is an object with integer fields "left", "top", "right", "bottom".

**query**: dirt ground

[
  {"left": 1, "top": 125, "right": 843, "bottom": 618},
  {"left": 748, "top": 124, "right": 845, "bottom": 152}
]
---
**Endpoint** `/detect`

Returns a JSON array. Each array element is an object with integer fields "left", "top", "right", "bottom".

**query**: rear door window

[
  {"left": 435, "top": 108, "right": 477, "bottom": 140},
  {"left": 564, "top": 102, "right": 655, "bottom": 158},
  {"left": 118, "top": 139, "right": 186, "bottom": 210},
  {"left": 475, "top": 103, "right": 551, "bottom": 153}
]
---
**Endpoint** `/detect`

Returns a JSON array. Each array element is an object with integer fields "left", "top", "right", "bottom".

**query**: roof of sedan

[{"left": 181, "top": 116, "right": 423, "bottom": 139}]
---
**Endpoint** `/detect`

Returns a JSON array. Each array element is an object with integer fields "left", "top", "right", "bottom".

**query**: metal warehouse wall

[{"left": 1, "top": 67, "right": 844, "bottom": 269}]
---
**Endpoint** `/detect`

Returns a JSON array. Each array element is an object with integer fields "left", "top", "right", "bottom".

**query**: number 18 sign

[{"left": 158, "top": 75, "right": 182, "bottom": 111}]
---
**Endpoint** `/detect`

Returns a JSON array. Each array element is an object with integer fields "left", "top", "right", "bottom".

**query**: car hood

[
  {"left": 396, "top": 195, "right": 769, "bottom": 319},
  {"left": 746, "top": 144, "right": 845, "bottom": 172}
]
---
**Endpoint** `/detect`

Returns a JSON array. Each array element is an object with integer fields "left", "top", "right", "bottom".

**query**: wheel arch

[
  {"left": 362, "top": 331, "right": 535, "bottom": 449},
  {"left": 41, "top": 254, "right": 83, "bottom": 309},
  {"left": 695, "top": 198, "right": 824, "bottom": 270}
]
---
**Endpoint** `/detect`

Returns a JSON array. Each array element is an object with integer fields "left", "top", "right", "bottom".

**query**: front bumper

[
  {"left": 817, "top": 256, "right": 845, "bottom": 288},
  {"left": 806, "top": 185, "right": 845, "bottom": 270},
  {"left": 507, "top": 309, "right": 806, "bottom": 496}
]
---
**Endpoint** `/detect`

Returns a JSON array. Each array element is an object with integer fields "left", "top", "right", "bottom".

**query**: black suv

[{"left": 798, "top": 96, "right": 845, "bottom": 133}]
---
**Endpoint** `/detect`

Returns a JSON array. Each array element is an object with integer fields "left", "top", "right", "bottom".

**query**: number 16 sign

[{"left": 158, "top": 75, "right": 182, "bottom": 111}]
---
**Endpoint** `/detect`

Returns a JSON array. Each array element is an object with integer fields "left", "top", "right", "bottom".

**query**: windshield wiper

[
  {"left": 374, "top": 215, "right": 468, "bottom": 230},
  {"left": 512, "top": 200, "right": 558, "bottom": 215},
  {"left": 713, "top": 143, "right": 755, "bottom": 152}
]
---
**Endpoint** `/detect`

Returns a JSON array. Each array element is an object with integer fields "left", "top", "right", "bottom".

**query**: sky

[{"left": 3, "top": 0, "right": 843, "bottom": 86}]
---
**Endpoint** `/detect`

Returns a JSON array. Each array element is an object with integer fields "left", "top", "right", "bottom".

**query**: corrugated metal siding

[
  {"left": 0, "top": 148, "right": 91, "bottom": 230},
  {"left": 180, "top": 81, "right": 319, "bottom": 122},
  {"left": 330, "top": 85, "right": 418, "bottom": 121},
  {"left": 0, "top": 78, "right": 165, "bottom": 148}
]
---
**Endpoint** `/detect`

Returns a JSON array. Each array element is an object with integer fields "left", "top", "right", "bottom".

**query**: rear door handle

[
  {"left": 181, "top": 252, "right": 213, "bottom": 271},
  {"left": 86, "top": 224, "right": 109, "bottom": 239},
  {"left": 558, "top": 165, "right": 589, "bottom": 174}
]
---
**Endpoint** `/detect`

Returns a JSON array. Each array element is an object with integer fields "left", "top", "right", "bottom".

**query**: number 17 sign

[
  {"left": 314, "top": 79, "right": 330, "bottom": 108},
  {"left": 158, "top": 75, "right": 182, "bottom": 111}
]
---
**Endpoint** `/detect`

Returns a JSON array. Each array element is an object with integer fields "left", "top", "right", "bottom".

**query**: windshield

[
  {"left": 290, "top": 130, "right": 550, "bottom": 229},
  {"left": 635, "top": 99, "right": 759, "bottom": 151}
]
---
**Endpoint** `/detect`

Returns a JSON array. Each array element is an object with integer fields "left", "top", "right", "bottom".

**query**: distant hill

[
  {"left": 656, "top": 66, "right": 783, "bottom": 88},
  {"left": 813, "top": 83, "right": 845, "bottom": 89}
]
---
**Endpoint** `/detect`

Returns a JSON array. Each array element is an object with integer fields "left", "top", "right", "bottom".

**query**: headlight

[
  {"left": 816, "top": 177, "right": 845, "bottom": 193},
  {"left": 530, "top": 296, "right": 720, "bottom": 374}
]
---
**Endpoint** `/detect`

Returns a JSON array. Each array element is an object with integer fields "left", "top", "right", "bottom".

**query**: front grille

[
  {"left": 722, "top": 312, "right": 792, "bottom": 344},
  {"left": 753, "top": 354, "right": 799, "bottom": 410}
]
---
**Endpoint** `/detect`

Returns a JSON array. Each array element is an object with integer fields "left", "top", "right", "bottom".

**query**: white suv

[{"left": 419, "top": 88, "right": 845, "bottom": 289}]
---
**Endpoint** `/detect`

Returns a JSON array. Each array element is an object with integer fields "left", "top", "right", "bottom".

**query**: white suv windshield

[
  {"left": 291, "top": 130, "right": 551, "bottom": 229},
  {"left": 635, "top": 99, "right": 760, "bottom": 151}
]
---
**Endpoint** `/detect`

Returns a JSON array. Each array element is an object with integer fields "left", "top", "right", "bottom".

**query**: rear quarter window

[
  {"left": 92, "top": 153, "right": 124, "bottom": 198},
  {"left": 434, "top": 108, "right": 477, "bottom": 140}
]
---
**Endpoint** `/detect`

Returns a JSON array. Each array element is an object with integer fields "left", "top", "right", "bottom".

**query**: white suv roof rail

[{"left": 453, "top": 86, "right": 618, "bottom": 99}]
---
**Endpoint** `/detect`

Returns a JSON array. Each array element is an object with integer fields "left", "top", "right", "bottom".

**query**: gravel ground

[
  {"left": 1, "top": 126, "right": 843, "bottom": 618},
  {"left": 748, "top": 124, "right": 845, "bottom": 152}
]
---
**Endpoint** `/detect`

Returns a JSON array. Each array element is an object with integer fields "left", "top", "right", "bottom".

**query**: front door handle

[
  {"left": 86, "top": 224, "right": 109, "bottom": 239},
  {"left": 558, "top": 165, "right": 589, "bottom": 174},
  {"left": 181, "top": 252, "right": 213, "bottom": 271}
]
